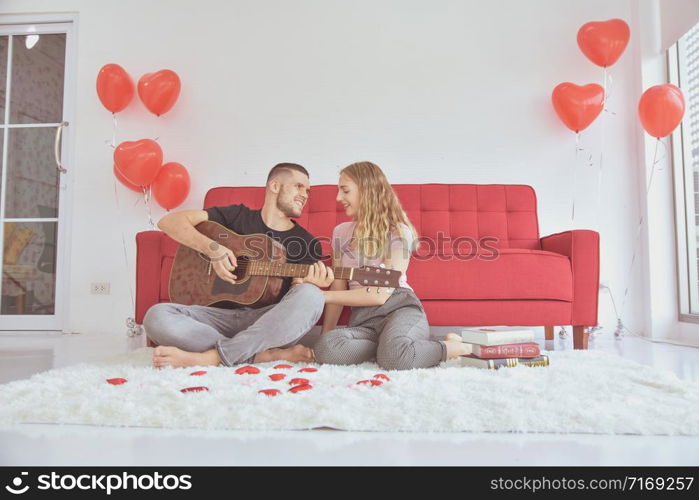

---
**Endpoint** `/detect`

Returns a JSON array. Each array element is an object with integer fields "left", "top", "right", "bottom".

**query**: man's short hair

[{"left": 266, "top": 163, "right": 309, "bottom": 185}]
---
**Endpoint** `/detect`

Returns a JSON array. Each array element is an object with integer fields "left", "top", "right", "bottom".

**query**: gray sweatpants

[
  {"left": 314, "top": 287, "right": 447, "bottom": 370},
  {"left": 143, "top": 283, "right": 325, "bottom": 366}
]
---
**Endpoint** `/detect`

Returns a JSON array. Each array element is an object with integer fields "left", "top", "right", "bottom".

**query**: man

[{"left": 144, "top": 163, "right": 334, "bottom": 368}]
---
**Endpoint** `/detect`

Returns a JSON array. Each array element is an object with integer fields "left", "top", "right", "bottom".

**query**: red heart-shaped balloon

[
  {"left": 259, "top": 389, "right": 282, "bottom": 397},
  {"left": 138, "top": 69, "right": 181, "bottom": 116},
  {"left": 151, "top": 162, "right": 190, "bottom": 210},
  {"left": 638, "top": 84, "right": 685, "bottom": 139},
  {"left": 96, "top": 63, "right": 134, "bottom": 113},
  {"left": 106, "top": 378, "right": 127, "bottom": 385},
  {"left": 577, "top": 19, "right": 630, "bottom": 68},
  {"left": 289, "top": 384, "right": 312, "bottom": 393},
  {"left": 551, "top": 83, "right": 604, "bottom": 133},
  {"left": 113, "top": 139, "right": 163, "bottom": 187}
]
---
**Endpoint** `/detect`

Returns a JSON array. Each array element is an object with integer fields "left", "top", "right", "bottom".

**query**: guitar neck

[{"left": 248, "top": 261, "right": 355, "bottom": 280}]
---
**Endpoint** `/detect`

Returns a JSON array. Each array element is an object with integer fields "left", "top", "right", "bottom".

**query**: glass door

[{"left": 0, "top": 20, "right": 74, "bottom": 330}]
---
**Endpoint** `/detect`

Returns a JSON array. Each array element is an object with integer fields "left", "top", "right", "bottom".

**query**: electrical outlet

[{"left": 91, "top": 282, "right": 111, "bottom": 295}]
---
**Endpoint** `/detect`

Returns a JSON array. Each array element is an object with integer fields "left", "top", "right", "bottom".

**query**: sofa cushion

[{"left": 409, "top": 248, "right": 572, "bottom": 301}]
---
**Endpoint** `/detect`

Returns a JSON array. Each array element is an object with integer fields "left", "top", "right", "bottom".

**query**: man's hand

[
  {"left": 209, "top": 245, "right": 237, "bottom": 284},
  {"left": 303, "top": 261, "right": 334, "bottom": 288}
]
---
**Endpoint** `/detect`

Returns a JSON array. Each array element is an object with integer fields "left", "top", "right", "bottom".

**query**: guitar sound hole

[{"left": 234, "top": 255, "right": 251, "bottom": 281}]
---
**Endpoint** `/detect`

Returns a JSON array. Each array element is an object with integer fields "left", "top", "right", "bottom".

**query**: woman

[{"left": 313, "top": 161, "right": 471, "bottom": 370}]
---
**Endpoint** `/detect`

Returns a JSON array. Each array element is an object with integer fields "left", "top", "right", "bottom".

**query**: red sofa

[{"left": 135, "top": 184, "right": 599, "bottom": 349}]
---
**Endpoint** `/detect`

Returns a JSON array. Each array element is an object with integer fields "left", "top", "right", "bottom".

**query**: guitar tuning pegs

[{"left": 379, "top": 263, "right": 386, "bottom": 268}]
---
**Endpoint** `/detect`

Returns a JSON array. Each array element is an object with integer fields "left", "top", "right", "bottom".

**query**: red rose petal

[
  {"left": 106, "top": 378, "right": 127, "bottom": 385},
  {"left": 190, "top": 370, "right": 207, "bottom": 376},
  {"left": 269, "top": 373, "right": 286, "bottom": 381},
  {"left": 373, "top": 374, "right": 390, "bottom": 381},
  {"left": 298, "top": 367, "right": 317, "bottom": 373},
  {"left": 289, "top": 384, "right": 313, "bottom": 393},
  {"left": 274, "top": 364, "right": 292, "bottom": 369},
  {"left": 180, "top": 386, "right": 209, "bottom": 393},
  {"left": 357, "top": 379, "right": 383, "bottom": 387},
  {"left": 259, "top": 389, "right": 282, "bottom": 397},
  {"left": 289, "top": 378, "right": 309, "bottom": 386},
  {"left": 235, "top": 365, "right": 260, "bottom": 375}
]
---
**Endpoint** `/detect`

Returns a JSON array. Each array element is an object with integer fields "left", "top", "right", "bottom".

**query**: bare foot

[
  {"left": 254, "top": 345, "right": 315, "bottom": 364},
  {"left": 152, "top": 346, "right": 221, "bottom": 368},
  {"left": 443, "top": 332, "right": 472, "bottom": 359}
]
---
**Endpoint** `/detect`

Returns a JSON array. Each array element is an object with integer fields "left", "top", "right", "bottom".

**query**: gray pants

[
  {"left": 143, "top": 283, "right": 325, "bottom": 366},
  {"left": 314, "top": 287, "right": 447, "bottom": 371}
]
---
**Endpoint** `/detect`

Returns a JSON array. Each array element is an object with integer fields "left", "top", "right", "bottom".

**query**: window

[{"left": 671, "top": 22, "right": 699, "bottom": 320}]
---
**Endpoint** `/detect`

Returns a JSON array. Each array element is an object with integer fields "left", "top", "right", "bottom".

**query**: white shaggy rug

[{"left": 0, "top": 347, "right": 697, "bottom": 435}]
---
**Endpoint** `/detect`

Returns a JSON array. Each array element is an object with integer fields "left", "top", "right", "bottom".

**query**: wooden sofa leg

[
  {"left": 573, "top": 326, "right": 589, "bottom": 350},
  {"left": 544, "top": 326, "right": 554, "bottom": 341}
]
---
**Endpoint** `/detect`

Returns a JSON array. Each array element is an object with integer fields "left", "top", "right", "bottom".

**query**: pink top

[{"left": 331, "top": 221, "right": 414, "bottom": 290}]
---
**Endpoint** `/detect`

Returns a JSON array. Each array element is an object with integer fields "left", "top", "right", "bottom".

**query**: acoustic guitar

[{"left": 168, "top": 221, "right": 402, "bottom": 308}]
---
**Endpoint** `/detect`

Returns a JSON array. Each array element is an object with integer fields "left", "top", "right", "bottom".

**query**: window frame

[{"left": 670, "top": 24, "right": 699, "bottom": 322}]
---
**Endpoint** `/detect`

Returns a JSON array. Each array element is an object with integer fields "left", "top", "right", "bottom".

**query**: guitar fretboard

[{"left": 247, "top": 261, "right": 355, "bottom": 280}]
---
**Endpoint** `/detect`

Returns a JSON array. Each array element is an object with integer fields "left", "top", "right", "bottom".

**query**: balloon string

[
  {"left": 114, "top": 178, "right": 136, "bottom": 312},
  {"left": 112, "top": 113, "right": 117, "bottom": 148},
  {"left": 596, "top": 96, "right": 607, "bottom": 233},
  {"left": 153, "top": 116, "right": 160, "bottom": 143},
  {"left": 645, "top": 137, "right": 661, "bottom": 193},
  {"left": 104, "top": 113, "right": 117, "bottom": 150},
  {"left": 619, "top": 137, "right": 663, "bottom": 317},
  {"left": 603, "top": 70, "right": 616, "bottom": 116},
  {"left": 603, "top": 67, "right": 607, "bottom": 108},
  {"left": 572, "top": 133, "right": 579, "bottom": 224},
  {"left": 142, "top": 185, "right": 156, "bottom": 230}
]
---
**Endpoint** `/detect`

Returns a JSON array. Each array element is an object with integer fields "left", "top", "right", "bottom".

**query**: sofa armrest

[
  {"left": 540, "top": 229, "right": 600, "bottom": 326},
  {"left": 135, "top": 230, "right": 167, "bottom": 324}
]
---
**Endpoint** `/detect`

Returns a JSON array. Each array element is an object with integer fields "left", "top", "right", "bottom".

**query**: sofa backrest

[{"left": 204, "top": 184, "right": 541, "bottom": 256}]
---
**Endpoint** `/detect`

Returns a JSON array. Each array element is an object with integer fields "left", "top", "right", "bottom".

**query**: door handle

[{"left": 54, "top": 121, "right": 69, "bottom": 173}]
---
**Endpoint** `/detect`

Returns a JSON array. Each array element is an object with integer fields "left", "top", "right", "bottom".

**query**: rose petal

[
  {"left": 259, "top": 389, "right": 282, "bottom": 397},
  {"left": 357, "top": 379, "right": 383, "bottom": 387},
  {"left": 373, "top": 374, "right": 390, "bottom": 381},
  {"left": 180, "top": 386, "right": 209, "bottom": 393},
  {"left": 235, "top": 365, "right": 260, "bottom": 375},
  {"left": 298, "top": 367, "right": 317, "bottom": 373},
  {"left": 274, "top": 364, "right": 292, "bottom": 369},
  {"left": 190, "top": 370, "right": 207, "bottom": 376},
  {"left": 106, "top": 378, "right": 127, "bottom": 385},
  {"left": 289, "top": 378, "right": 310, "bottom": 386},
  {"left": 269, "top": 373, "right": 286, "bottom": 381},
  {"left": 288, "top": 384, "right": 312, "bottom": 393}
]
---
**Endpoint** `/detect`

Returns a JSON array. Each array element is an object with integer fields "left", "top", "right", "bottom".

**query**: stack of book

[{"left": 459, "top": 327, "right": 549, "bottom": 369}]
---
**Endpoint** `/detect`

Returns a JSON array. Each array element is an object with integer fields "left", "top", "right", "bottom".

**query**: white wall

[{"left": 0, "top": 0, "right": 682, "bottom": 342}]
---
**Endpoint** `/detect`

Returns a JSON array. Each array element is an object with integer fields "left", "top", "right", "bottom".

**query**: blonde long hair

[{"left": 341, "top": 161, "right": 418, "bottom": 259}]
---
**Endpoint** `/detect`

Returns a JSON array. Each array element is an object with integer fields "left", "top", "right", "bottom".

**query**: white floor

[{"left": 1, "top": 326, "right": 698, "bottom": 466}]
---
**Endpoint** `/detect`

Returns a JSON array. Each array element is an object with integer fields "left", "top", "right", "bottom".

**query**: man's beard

[{"left": 277, "top": 196, "right": 302, "bottom": 218}]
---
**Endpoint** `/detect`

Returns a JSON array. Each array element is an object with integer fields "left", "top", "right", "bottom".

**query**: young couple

[{"left": 144, "top": 161, "right": 471, "bottom": 371}]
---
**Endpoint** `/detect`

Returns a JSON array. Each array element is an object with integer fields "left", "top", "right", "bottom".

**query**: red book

[{"left": 471, "top": 342, "right": 540, "bottom": 359}]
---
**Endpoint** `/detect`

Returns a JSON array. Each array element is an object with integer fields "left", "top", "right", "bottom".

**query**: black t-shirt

[{"left": 205, "top": 203, "right": 323, "bottom": 303}]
